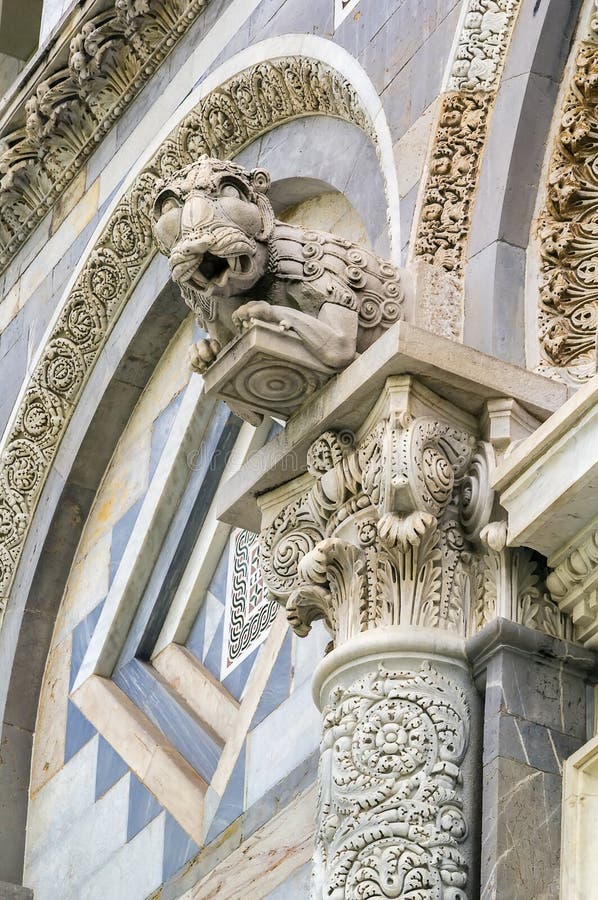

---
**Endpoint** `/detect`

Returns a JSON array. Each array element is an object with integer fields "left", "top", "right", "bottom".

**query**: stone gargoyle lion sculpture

[{"left": 151, "top": 156, "right": 411, "bottom": 373}]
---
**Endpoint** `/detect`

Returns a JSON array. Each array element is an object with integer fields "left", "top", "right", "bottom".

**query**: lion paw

[
  {"left": 187, "top": 338, "right": 221, "bottom": 374},
  {"left": 232, "top": 300, "right": 277, "bottom": 332}
]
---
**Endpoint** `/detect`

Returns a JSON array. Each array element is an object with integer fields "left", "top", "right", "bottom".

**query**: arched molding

[
  {"left": 0, "top": 46, "right": 397, "bottom": 640},
  {"left": 529, "top": 0, "right": 598, "bottom": 383},
  {"left": 410, "top": 0, "right": 524, "bottom": 341},
  {"left": 463, "top": 0, "right": 583, "bottom": 367}
]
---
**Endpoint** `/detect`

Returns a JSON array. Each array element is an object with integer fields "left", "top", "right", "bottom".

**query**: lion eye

[
  {"left": 220, "top": 183, "right": 242, "bottom": 199},
  {"left": 160, "top": 196, "right": 180, "bottom": 215}
]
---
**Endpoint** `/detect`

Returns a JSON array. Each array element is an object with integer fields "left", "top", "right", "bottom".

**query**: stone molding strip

[
  {"left": 0, "top": 0, "right": 209, "bottom": 273},
  {"left": 412, "top": 0, "right": 522, "bottom": 336},
  {"left": 0, "top": 55, "right": 374, "bottom": 625},
  {"left": 536, "top": 3, "right": 598, "bottom": 382}
]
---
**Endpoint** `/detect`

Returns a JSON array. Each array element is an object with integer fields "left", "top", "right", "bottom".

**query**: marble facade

[{"left": 1, "top": 1, "right": 598, "bottom": 899}]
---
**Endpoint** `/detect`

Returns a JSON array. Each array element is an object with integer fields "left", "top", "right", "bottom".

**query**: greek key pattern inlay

[
  {"left": 0, "top": 56, "right": 373, "bottom": 617},
  {"left": 222, "top": 529, "right": 278, "bottom": 677},
  {"left": 313, "top": 662, "right": 470, "bottom": 899}
]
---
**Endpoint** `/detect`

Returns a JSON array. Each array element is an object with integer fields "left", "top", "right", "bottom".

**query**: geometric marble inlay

[{"left": 221, "top": 529, "right": 278, "bottom": 679}]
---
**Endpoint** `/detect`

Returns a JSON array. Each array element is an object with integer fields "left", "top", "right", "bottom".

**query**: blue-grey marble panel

[
  {"left": 149, "top": 393, "right": 184, "bottom": 481},
  {"left": 127, "top": 773, "right": 163, "bottom": 842},
  {"left": 64, "top": 701, "right": 96, "bottom": 763},
  {"left": 185, "top": 590, "right": 224, "bottom": 664},
  {"left": 201, "top": 616, "right": 224, "bottom": 681},
  {"left": 206, "top": 544, "right": 229, "bottom": 605},
  {"left": 222, "top": 646, "right": 259, "bottom": 702},
  {"left": 162, "top": 812, "right": 199, "bottom": 882},
  {"left": 250, "top": 631, "right": 292, "bottom": 728},
  {"left": 205, "top": 743, "right": 246, "bottom": 844},
  {"left": 95, "top": 735, "right": 129, "bottom": 801},
  {"left": 109, "top": 498, "right": 143, "bottom": 587},
  {"left": 114, "top": 660, "right": 222, "bottom": 781},
  {"left": 117, "top": 404, "right": 238, "bottom": 666},
  {"left": 69, "top": 600, "right": 105, "bottom": 690}
]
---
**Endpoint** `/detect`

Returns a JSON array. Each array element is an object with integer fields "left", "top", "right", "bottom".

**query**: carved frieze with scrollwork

[
  {"left": 0, "top": 0, "right": 213, "bottom": 272},
  {"left": 537, "top": 30, "right": 598, "bottom": 382},
  {"left": 413, "top": 0, "right": 522, "bottom": 289}
]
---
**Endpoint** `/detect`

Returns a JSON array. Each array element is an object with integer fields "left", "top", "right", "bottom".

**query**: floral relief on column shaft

[{"left": 312, "top": 661, "right": 470, "bottom": 899}]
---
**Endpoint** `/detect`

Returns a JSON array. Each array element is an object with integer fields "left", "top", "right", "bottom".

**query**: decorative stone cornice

[
  {"left": 413, "top": 0, "right": 521, "bottom": 333},
  {"left": 546, "top": 522, "right": 598, "bottom": 646},
  {"left": 258, "top": 375, "right": 569, "bottom": 648},
  {"left": 0, "top": 0, "right": 210, "bottom": 273},
  {"left": 536, "top": 21, "right": 598, "bottom": 383},
  {"left": 0, "top": 55, "right": 373, "bottom": 620}
]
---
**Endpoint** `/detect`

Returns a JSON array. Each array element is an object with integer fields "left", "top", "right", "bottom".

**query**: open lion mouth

[
  {"left": 171, "top": 248, "right": 254, "bottom": 290},
  {"left": 198, "top": 251, "right": 228, "bottom": 281},
  {"left": 192, "top": 252, "right": 253, "bottom": 287}
]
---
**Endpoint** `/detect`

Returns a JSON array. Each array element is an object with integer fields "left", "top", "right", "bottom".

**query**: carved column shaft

[
  {"left": 311, "top": 630, "right": 481, "bottom": 900},
  {"left": 257, "top": 375, "right": 572, "bottom": 897}
]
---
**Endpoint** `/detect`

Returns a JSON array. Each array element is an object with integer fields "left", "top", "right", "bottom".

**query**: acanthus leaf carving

[
  {"left": 471, "top": 522, "right": 572, "bottom": 639},
  {"left": 259, "top": 406, "right": 484, "bottom": 646}
]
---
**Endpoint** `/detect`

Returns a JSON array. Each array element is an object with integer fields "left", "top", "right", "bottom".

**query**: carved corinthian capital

[
  {"left": 259, "top": 377, "right": 496, "bottom": 648},
  {"left": 259, "top": 375, "right": 570, "bottom": 647}
]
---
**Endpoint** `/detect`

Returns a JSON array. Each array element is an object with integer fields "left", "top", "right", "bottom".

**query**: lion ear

[{"left": 250, "top": 168, "right": 271, "bottom": 194}]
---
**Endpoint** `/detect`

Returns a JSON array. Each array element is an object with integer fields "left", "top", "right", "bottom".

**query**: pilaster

[{"left": 467, "top": 618, "right": 598, "bottom": 899}]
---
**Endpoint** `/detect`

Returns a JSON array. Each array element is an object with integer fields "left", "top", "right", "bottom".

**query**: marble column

[
  {"left": 258, "top": 376, "right": 490, "bottom": 898},
  {"left": 311, "top": 628, "right": 481, "bottom": 899}
]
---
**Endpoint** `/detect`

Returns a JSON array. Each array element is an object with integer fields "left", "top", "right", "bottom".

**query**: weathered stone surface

[
  {"left": 480, "top": 755, "right": 562, "bottom": 900},
  {"left": 469, "top": 619, "right": 598, "bottom": 900}
]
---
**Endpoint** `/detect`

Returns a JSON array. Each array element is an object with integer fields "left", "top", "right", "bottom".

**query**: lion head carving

[
  {"left": 152, "top": 155, "right": 412, "bottom": 384},
  {"left": 152, "top": 156, "right": 274, "bottom": 313}
]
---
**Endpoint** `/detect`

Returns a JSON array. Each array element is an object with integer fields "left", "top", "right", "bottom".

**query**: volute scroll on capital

[{"left": 258, "top": 397, "right": 502, "bottom": 647}]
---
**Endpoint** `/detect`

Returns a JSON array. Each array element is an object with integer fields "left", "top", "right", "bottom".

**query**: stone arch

[
  {"left": 0, "top": 45, "right": 397, "bottom": 884},
  {"left": 462, "top": 0, "right": 583, "bottom": 366},
  {"left": 529, "top": 0, "right": 598, "bottom": 384},
  {"left": 0, "top": 53, "right": 386, "bottom": 623}
]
